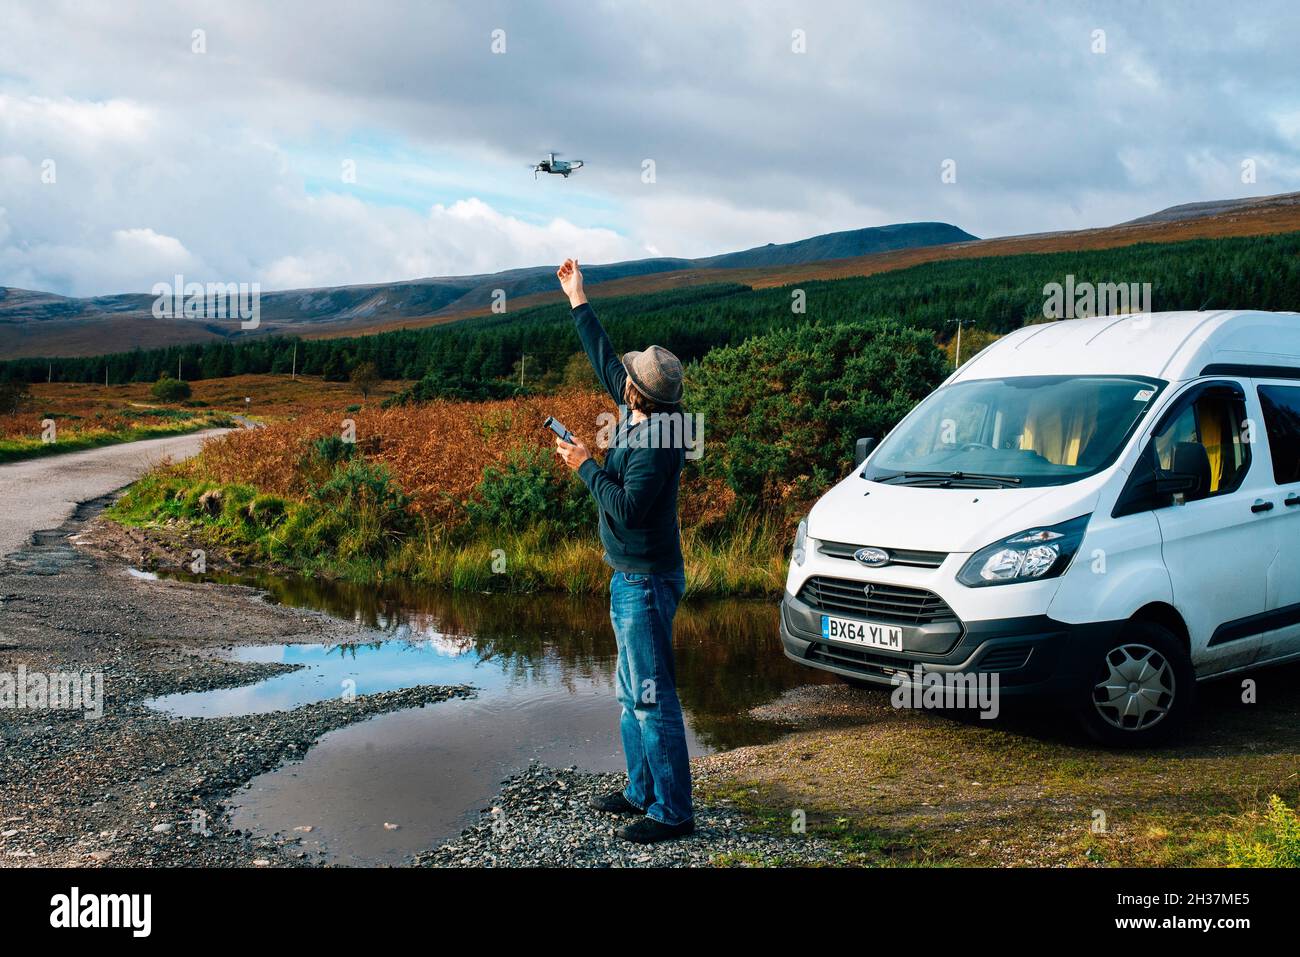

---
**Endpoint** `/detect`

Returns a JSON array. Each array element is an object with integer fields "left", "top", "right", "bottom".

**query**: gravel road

[
  {"left": 0, "top": 430, "right": 227, "bottom": 558},
  {"left": 418, "top": 764, "right": 846, "bottom": 868},
  {"left": 0, "top": 433, "right": 844, "bottom": 868},
  {"left": 0, "top": 436, "right": 477, "bottom": 867}
]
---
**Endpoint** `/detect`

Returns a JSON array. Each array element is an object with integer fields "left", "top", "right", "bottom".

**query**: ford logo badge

[{"left": 853, "top": 547, "right": 890, "bottom": 567}]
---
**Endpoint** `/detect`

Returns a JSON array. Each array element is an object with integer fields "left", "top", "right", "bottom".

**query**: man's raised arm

[{"left": 556, "top": 258, "right": 627, "bottom": 403}]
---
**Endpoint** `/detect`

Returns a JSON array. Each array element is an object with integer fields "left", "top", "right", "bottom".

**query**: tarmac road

[{"left": 0, "top": 430, "right": 227, "bottom": 559}]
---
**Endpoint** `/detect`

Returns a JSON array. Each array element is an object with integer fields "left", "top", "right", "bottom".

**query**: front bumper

[{"left": 779, "top": 588, "right": 1109, "bottom": 698}]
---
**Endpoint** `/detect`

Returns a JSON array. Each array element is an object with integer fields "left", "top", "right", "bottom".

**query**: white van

[{"left": 781, "top": 310, "right": 1300, "bottom": 745}]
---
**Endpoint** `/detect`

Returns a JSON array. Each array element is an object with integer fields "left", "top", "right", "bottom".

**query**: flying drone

[{"left": 532, "top": 151, "right": 584, "bottom": 179}]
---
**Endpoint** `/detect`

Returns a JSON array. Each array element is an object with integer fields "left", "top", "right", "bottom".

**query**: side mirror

[
  {"left": 1115, "top": 459, "right": 1199, "bottom": 517},
  {"left": 854, "top": 436, "right": 877, "bottom": 467}
]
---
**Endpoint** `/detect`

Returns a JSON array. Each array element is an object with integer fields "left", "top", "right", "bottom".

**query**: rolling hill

[
  {"left": 4, "top": 190, "right": 1300, "bottom": 360},
  {"left": 0, "top": 222, "right": 974, "bottom": 359}
]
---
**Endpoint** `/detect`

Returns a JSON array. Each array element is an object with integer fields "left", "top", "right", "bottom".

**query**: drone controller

[{"left": 543, "top": 416, "right": 574, "bottom": 443}]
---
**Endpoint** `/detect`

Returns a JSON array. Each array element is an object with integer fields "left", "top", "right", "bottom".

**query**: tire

[{"left": 1074, "top": 620, "right": 1195, "bottom": 748}]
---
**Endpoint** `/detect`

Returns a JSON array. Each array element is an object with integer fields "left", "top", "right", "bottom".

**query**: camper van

[{"left": 781, "top": 310, "right": 1300, "bottom": 745}]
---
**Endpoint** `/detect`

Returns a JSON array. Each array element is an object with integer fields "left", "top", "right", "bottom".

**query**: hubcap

[{"left": 1091, "top": 642, "right": 1175, "bottom": 732}]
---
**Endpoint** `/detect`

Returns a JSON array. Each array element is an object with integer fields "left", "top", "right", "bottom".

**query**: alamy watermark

[
  {"left": 1042, "top": 274, "right": 1152, "bottom": 320},
  {"left": 890, "top": 665, "right": 1000, "bottom": 719},
  {"left": 151, "top": 274, "right": 260, "bottom": 329},
  {"left": 596, "top": 407, "right": 704, "bottom": 460},
  {"left": 50, "top": 887, "right": 150, "bottom": 937},
  {"left": 0, "top": 665, "right": 104, "bottom": 719}
]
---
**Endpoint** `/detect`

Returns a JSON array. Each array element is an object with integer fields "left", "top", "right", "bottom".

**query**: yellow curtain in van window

[
  {"left": 1197, "top": 400, "right": 1230, "bottom": 492},
  {"left": 1020, "top": 391, "right": 1098, "bottom": 466}
]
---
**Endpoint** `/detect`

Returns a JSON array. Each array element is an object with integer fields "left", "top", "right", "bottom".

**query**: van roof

[{"left": 952, "top": 310, "right": 1300, "bottom": 384}]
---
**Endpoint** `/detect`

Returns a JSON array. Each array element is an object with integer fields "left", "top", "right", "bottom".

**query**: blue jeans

[{"left": 609, "top": 569, "right": 692, "bottom": 826}]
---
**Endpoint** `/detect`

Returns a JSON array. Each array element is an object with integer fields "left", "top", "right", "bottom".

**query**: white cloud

[
  {"left": 626, "top": 192, "right": 892, "bottom": 260},
  {"left": 427, "top": 197, "right": 642, "bottom": 273},
  {"left": 0, "top": 94, "right": 157, "bottom": 144},
  {"left": 257, "top": 194, "right": 644, "bottom": 291},
  {"left": 0, "top": 92, "right": 644, "bottom": 295},
  {"left": 110, "top": 227, "right": 191, "bottom": 263},
  {"left": 1, "top": 0, "right": 1297, "bottom": 297}
]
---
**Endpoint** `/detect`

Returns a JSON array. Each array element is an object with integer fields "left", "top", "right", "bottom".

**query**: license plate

[{"left": 821, "top": 614, "right": 903, "bottom": 651}]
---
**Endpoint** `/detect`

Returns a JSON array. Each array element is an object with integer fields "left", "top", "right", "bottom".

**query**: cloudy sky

[{"left": 2, "top": 0, "right": 1298, "bottom": 297}]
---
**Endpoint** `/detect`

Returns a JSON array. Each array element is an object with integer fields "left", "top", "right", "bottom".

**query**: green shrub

[
  {"left": 306, "top": 435, "right": 356, "bottom": 467},
  {"left": 476, "top": 407, "right": 515, "bottom": 440},
  {"left": 271, "top": 503, "right": 336, "bottom": 560},
  {"left": 384, "top": 370, "right": 520, "bottom": 406},
  {"left": 313, "top": 459, "right": 413, "bottom": 560},
  {"left": 466, "top": 443, "right": 595, "bottom": 534},
  {"left": 247, "top": 494, "right": 289, "bottom": 529},
  {"left": 150, "top": 376, "right": 192, "bottom": 402},
  {"left": 687, "top": 319, "right": 947, "bottom": 507},
  {"left": 1227, "top": 795, "right": 1300, "bottom": 867}
]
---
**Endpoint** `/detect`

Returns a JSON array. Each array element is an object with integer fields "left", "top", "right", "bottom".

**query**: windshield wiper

[{"left": 877, "top": 470, "right": 1023, "bottom": 488}]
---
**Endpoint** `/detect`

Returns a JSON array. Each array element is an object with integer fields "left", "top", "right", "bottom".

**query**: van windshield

[{"left": 863, "top": 375, "right": 1165, "bottom": 488}]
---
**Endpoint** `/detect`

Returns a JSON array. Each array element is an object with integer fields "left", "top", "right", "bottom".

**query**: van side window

[
  {"left": 1258, "top": 385, "right": 1300, "bottom": 484},
  {"left": 1150, "top": 390, "right": 1250, "bottom": 501}
]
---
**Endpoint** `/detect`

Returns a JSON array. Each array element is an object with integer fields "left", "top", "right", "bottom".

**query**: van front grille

[
  {"left": 797, "top": 576, "right": 957, "bottom": 625},
  {"left": 807, "top": 642, "right": 913, "bottom": 677},
  {"left": 817, "top": 541, "right": 947, "bottom": 568}
]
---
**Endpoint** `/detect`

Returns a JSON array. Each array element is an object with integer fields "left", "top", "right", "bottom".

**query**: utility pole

[
  {"left": 47, "top": 363, "right": 52, "bottom": 383},
  {"left": 178, "top": 355, "right": 183, "bottom": 381},
  {"left": 105, "top": 364, "right": 109, "bottom": 388},
  {"left": 291, "top": 343, "right": 297, "bottom": 381},
  {"left": 948, "top": 318, "right": 975, "bottom": 368},
  {"left": 519, "top": 353, "right": 528, "bottom": 388}
]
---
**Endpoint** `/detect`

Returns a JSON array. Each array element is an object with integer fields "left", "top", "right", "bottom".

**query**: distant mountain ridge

[
  {"left": 0, "top": 221, "right": 977, "bottom": 356},
  {"left": 693, "top": 222, "right": 976, "bottom": 268},
  {"left": 4, "top": 191, "right": 1300, "bottom": 360},
  {"left": 1116, "top": 190, "right": 1300, "bottom": 227}
]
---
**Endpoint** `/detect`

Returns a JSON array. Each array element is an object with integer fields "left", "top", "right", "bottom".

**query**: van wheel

[{"left": 1075, "top": 621, "right": 1194, "bottom": 748}]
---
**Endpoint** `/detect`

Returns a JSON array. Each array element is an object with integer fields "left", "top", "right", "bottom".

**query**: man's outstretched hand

[{"left": 556, "top": 258, "right": 587, "bottom": 308}]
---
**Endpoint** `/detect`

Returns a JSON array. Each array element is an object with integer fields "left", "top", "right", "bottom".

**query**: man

[{"left": 553, "top": 257, "right": 694, "bottom": 844}]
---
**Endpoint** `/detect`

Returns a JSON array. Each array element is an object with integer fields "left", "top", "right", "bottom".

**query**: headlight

[
  {"left": 792, "top": 519, "right": 809, "bottom": 566},
  {"left": 956, "top": 514, "right": 1091, "bottom": 587}
]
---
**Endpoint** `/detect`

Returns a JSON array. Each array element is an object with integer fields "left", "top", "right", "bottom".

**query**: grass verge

[
  {"left": 693, "top": 690, "right": 1300, "bottom": 867},
  {"left": 0, "top": 417, "right": 233, "bottom": 464},
  {"left": 108, "top": 471, "right": 790, "bottom": 597}
]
